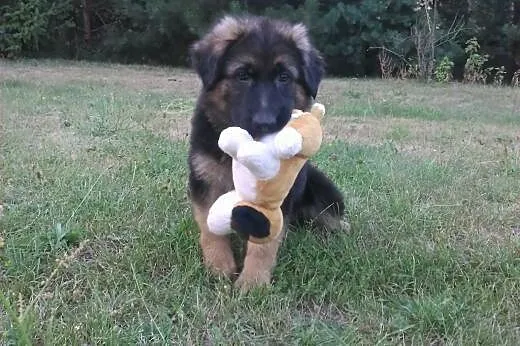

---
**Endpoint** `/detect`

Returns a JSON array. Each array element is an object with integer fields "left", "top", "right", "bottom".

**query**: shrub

[
  {"left": 512, "top": 69, "right": 520, "bottom": 88},
  {"left": 483, "top": 66, "right": 507, "bottom": 86},
  {"left": 434, "top": 56, "right": 454, "bottom": 83},
  {"left": 0, "top": 0, "right": 74, "bottom": 58},
  {"left": 463, "top": 37, "right": 489, "bottom": 84}
]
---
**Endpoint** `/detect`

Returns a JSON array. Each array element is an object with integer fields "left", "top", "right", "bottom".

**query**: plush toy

[{"left": 207, "top": 103, "right": 325, "bottom": 244}]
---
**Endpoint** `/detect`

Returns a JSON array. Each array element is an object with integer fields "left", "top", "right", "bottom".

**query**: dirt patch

[
  {"left": 294, "top": 301, "right": 351, "bottom": 327},
  {"left": 15, "top": 112, "right": 84, "bottom": 152},
  {"left": 141, "top": 114, "right": 192, "bottom": 141},
  {"left": 6, "top": 111, "right": 126, "bottom": 170}
]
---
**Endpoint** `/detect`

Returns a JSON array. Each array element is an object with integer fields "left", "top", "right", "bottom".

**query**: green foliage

[
  {"left": 434, "top": 56, "right": 454, "bottom": 83},
  {"left": 460, "top": 1, "right": 520, "bottom": 82},
  {"left": 0, "top": 0, "right": 518, "bottom": 80},
  {"left": 307, "top": 0, "right": 417, "bottom": 76},
  {"left": 513, "top": 69, "right": 520, "bottom": 87},
  {"left": 486, "top": 66, "right": 507, "bottom": 86},
  {"left": 464, "top": 38, "right": 489, "bottom": 84},
  {"left": 0, "top": 0, "right": 74, "bottom": 58},
  {"left": 463, "top": 37, "right": 510, "bottom": 86}
]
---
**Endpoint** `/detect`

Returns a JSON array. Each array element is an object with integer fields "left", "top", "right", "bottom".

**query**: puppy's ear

[
  {"left": 190, "top": 43, "right": 222, "bottom": 90},
  {"left": 301, "top": 48, "right": 325, "bottom": 98},
  {"left": 190, "top": 16, "right": 249, "bottom": 91},
  {"left": 288, "top": 23, "right": 325, "bottom": 98}
]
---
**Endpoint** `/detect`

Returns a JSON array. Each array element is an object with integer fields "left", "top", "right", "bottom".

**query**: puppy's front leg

[
  {"left": 193, "top": 202, "right": 237, "bottom": 278},
  {"left": 235, "top": 228, "right": 285, "bottom": 291}
]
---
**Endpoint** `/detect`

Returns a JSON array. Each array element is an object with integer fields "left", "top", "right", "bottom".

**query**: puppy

[{"left": 187, "top": 15, "right": 346, "bottom": 291}]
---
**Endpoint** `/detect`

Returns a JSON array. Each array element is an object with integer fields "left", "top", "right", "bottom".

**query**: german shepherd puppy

[{"left": 188, "top": 15, "right": 346, "bottom": 291}]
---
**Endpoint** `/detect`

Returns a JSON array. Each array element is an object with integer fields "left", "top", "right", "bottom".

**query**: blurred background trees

[{"left": 1, "top": 0, "right": 519, "bottom": 83}]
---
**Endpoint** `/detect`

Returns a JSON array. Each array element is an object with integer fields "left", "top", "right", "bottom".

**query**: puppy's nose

[{"left": 252, "top": 112, "right": 277, "bottom": 135}]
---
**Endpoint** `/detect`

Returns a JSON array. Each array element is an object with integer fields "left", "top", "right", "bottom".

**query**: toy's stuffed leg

[
  {"left": 207, "top": 191, "right": 241, "bottom": 236},
  {"left": 231, "top": 202, "right": 283, "bottom": 243}
]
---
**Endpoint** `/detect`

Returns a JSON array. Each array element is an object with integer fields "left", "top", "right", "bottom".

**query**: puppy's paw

[
  {"left": 203, "top": 250, "right": 237, "bottom": 279},
  {"left": 234, "top": 270, "right": 271, "bottom": 292},
  {"left": 274, "top": 127, "right": 302, "bottom": 159}
]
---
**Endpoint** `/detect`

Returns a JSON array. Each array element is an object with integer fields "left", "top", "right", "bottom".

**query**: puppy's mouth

[
  {"left": 249, "top": 120, "right": 289, "bottom": 140},
  {"left": 251, "top": 126, "right": 276, "bottom": 140}
]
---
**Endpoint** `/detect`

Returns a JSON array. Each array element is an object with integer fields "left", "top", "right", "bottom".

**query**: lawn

[{"left": 1, "top": 59, "right": 519, "bottom": 345}]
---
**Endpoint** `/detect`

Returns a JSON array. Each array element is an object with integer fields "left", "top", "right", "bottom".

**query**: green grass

[{"left": 1, "top": 60, "right": 519, "bottom": 344}]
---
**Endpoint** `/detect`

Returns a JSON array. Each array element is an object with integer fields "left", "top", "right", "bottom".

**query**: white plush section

[
  {"left": 232, "top": 160, "right": 258, "bottom": 201},
  {"left": 311, "top": 103, "right": 325, "bottom": 118},
  {"left": 273, "top": 127, "right": 303, "bottom": 159},
  {"left": 218, "top": 127, "right": 253, "bottom": 158},
  {"left": 236, "top": 141, "right": 280, "bottom": 180},
  {"left": 291, "top": 109, "right": 304, "bottom": 119},
  {"left": 207, "top": 190, "right": 241, "bottom": 235}
]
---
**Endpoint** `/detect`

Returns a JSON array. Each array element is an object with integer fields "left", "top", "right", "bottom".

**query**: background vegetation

[{"left": 1, "top": 0, "right": 519, "bottom": 81}]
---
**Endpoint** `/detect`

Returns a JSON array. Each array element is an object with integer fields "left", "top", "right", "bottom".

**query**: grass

[{"left": 1, "top": 59, "right": 519, "bottom": 345}]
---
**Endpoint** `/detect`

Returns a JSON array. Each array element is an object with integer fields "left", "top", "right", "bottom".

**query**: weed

[
  {"left": 464, "top": 37, "right": 489, "bottom": 84},
  {"left": 434, "top": 56, "right": 454, "bottom": 83}
]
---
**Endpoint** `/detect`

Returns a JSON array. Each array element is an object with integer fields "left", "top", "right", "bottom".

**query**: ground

[{"left": 0, "top": 59, "right": 519, "bottom": 344}]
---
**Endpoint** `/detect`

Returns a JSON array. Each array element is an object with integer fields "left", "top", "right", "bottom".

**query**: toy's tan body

[
  {"left": 235, "top": 108, "right": 323, "bottom": 243},
  {"left": 207, "top": 103, "right": 325, "bottom": 244}
]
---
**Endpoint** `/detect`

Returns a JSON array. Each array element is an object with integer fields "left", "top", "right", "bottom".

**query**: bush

[
  {"left": 463, "top": 37, "right": 489, "bottom": 84},
  {"left": 434, "top": 56, "right": 454, "bottom": 83},
  {"left": 0, "top": 0, "right": 518, "bottom": 80},
  {"left": 0, "top": 0, "right": 75, "bottom": 58}
]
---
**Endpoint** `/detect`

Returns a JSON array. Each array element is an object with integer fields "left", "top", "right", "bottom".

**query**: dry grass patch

[
  {"left": 320, "top": 77, "right": 520, "bottom": 123},
  {"left": 0, "top": 59, "right": 201, "bottom": 98},
  {"left": 324, "top": 116, "right": 520, "bottom": 163}
]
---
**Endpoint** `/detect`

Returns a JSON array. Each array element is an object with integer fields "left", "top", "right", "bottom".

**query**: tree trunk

[{"left": 83, "top": 0, "right": 91, "bottom": 45}]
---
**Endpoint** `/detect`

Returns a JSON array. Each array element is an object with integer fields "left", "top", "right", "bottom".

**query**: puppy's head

[{"left": 191, "top": 15, "right": 324, "bottom": 138}]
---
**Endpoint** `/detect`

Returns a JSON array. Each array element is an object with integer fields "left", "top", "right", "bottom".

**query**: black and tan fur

[{"left": 188, "top": 15, "right": 346, "bottom": 291}]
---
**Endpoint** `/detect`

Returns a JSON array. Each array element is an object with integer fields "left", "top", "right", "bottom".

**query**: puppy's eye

[
  {"left": 237, "top": 69, "right": 252, "bottom": 82},
  {"left": 277, "top": 72, "right": 291, "bottom": 83}
]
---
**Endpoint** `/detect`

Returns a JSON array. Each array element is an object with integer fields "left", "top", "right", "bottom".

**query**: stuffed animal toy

[{"left": 207, "top": 103, "right": 325, "bottom": 244}]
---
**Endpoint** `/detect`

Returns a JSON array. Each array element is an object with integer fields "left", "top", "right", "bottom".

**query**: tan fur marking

[
  {"left": 203, "top": 80, "right": 234, "bottom": 130},
  {"left": 274, "top": 55, "right": 299, "bottom": 78},
  {"left": 225, "top": 57, "right": 257, "bottom": 76},
  {"left": 235, "top": 228, "right": 285, "bottom": 291},
  {"left": 191, "top": 153, "right": 233, "bottom": 201},
  {"left": 284, "top": 23, "right": 312, "bottom": 53},
  {"left": 210, "top": 17, "right": 246, "bottom": 53},
  {"left": 294, "top": 85, "right": 311, "bottom": 110},
  {"left": 198, "top": 16, "right": 256, "bottom": 57},
  {"left": 206, "top": 81, "right": 229, "bottom": 112},
  {"left": 193, "top": 201, "right": 237, "bottom": 277}
]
